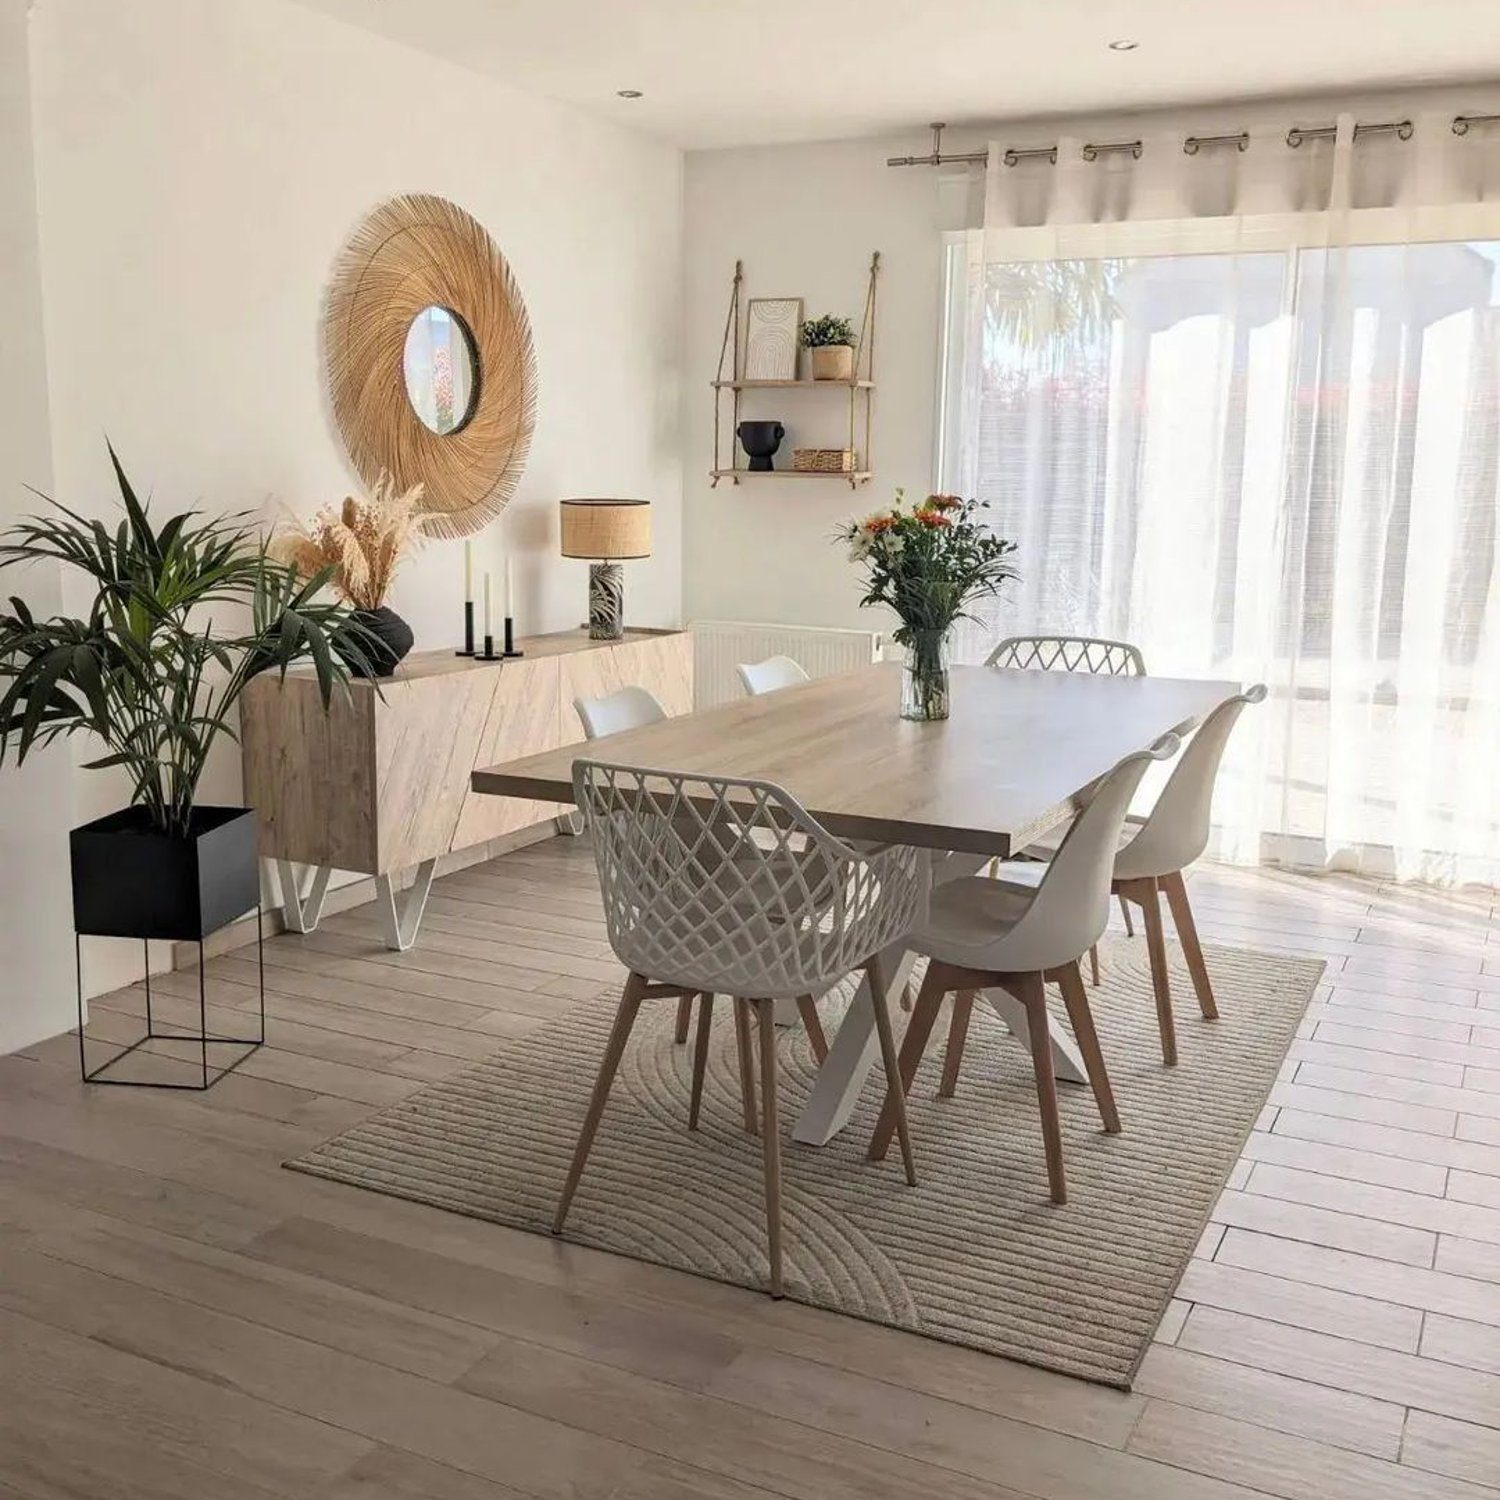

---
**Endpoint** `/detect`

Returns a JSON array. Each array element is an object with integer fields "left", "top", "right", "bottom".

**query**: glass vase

[{"left": 900, "top": 630, "right": 951, "bottom": 721}]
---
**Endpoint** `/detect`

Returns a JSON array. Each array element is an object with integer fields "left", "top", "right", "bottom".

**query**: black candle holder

[
  {"left": 503, "top": 616, "right": 524, "bottom": 658},
  {"left": 478, "top": 632, "right": 498, "bottom": 662},
  {"left": 455, "top": 600, "right": 475, "bottom": 657}
]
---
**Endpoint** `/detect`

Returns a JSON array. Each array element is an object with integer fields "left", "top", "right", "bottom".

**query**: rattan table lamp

[{"left": 559, "top": 499, "right": 651, "bottom": 641}]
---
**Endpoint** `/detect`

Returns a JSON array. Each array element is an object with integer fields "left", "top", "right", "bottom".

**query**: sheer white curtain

[{"left": 943, "top": 113, "right": 1500, "bottom": 886}]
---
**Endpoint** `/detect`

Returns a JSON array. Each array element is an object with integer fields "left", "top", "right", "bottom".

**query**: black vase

[
  {"left": 737, "top": 420, "right": 785, "bottom": 472},
  {"left": 70, "top": 804, "right": 260, "bottom": 942},
  {"left": 348, "top": 605, "right": 414, "bottom": 677}
]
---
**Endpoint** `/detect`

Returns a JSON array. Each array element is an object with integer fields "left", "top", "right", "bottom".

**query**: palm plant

[
  {"left": 0, "top": 445, "right": 375, "bottom": 838},
  {"left": 986, "top": 259, "right": 1123, "bottom": 368}
]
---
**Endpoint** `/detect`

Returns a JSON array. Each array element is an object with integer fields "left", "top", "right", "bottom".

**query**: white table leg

[
  {"left": 374, "top": 859, "right": 437, "bottom": 952},
  {"left": 274, "top": 860, "right": 331, "bottom": 935},
  {"left": 792, "top": 943, "right": 914, "bottom": 1145},
  {"left": 982, "top": 985, "right": 1087, "bottom": 1083}
]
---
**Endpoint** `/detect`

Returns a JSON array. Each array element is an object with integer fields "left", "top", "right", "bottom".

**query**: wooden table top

[{"left": 471, "top": 663, "right": 1240, "bottom": 857}]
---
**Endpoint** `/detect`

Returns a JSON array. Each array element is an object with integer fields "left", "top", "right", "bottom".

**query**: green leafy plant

[
  {"left": 0, "top": 444, "right": 376, "bottom": 837},
  {"left": 800, "top": 313, "right": 857, "bottom": 348},
  {"left": 839, "top": 490, "right": 1019, "bottom": 646},
  {"left": 840, "top": 491, "right": 1018, "bottom": 718}
]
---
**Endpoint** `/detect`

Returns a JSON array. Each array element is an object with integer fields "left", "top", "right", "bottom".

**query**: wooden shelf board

[
  {"left": 711, "top": 379, "right": 874, "bottom": 390},
  {"left": 711, "top": 468, "right": 873, "bottom": 483}
]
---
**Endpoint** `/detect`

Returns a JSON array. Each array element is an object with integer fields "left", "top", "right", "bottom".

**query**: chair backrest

[
  {"left": 574, "top": 685, "right": 667, "bottom": 741},
  {"left": 987, "top": 635, "right": 1146, "bottom": 677},
  {"left": 1114, "top": 684, "right": 1268, "bottom": 879},
  {"left": 573, "top": 759, "right": 924, "bottom": 998},
  {"left": 737, "top": 655, "right": 810, "bottom": 697},
  {"left": 998, "top": 734, "right": 1180, "bottom": 971}
]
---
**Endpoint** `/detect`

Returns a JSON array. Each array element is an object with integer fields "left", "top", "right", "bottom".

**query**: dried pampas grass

[
  {"left": 324, "top": 193, "right": 537, "bottom": 539},
  {"left": 271, "top": 475, "right": 429, "bottom": 611}
]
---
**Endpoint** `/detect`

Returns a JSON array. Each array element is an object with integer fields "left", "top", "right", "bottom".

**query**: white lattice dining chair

[
  {"left": 986, "top": 633, "right": 1148, "bottom": 963},
  {"left": 986, "top": 634, "right": 1147, "bottom": 677},
  {"left": 868, "top": 734, "right": 1179, "bottom": 1204},
  {"left": 737, "top": 655, "right": 810, "bottom": 696},
  {"left": 554, "top": 759, "right": 927, "bottom": 1297}
]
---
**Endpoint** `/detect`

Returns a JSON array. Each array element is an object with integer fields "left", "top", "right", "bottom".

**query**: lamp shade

[{"left": 559, "top": 498, "right": 651, "bottom": 560}]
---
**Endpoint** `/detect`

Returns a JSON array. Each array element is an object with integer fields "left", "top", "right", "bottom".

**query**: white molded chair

[
  {"left": 573, "top": 684, "right": 667, "bottom": 741},
  {"left": 737, "top": 655, "right": 810, "bottom": 696},
  {"left": 555, "top": 759, "right": 927, "bottom": 1296},
  {"left": 986, "top": 634, "right": 1147, "bottom": 677},
  {"left": 996, "top": 685, "right": 1267, "bottom": 1067},
  {"left": 868, "top": 733, "right": 1179, "bottom": 1204}
]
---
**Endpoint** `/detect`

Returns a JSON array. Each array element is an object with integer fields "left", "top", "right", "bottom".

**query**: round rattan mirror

[{"left": 324, "top": 194, "right": 537, "bottom": 539}]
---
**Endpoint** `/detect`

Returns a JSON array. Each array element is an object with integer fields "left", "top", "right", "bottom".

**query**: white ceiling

[{"left": 297, "top": 0, "right": 1500, "bottom": 149}]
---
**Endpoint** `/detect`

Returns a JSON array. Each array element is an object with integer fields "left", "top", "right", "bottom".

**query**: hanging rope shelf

[{"left": 710, "top": 253, "right": 880, "bottom": 490}]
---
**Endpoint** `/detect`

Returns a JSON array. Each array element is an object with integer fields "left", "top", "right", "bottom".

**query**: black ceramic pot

[
  {"left": 348, "top": 605, "right": 414, "bottom": 677},
  {"left": 70, "top": 805, "right": 260, "bottom": 941},
  {"left": 737, "top": 420, "right": 786, "bottom": 472}
]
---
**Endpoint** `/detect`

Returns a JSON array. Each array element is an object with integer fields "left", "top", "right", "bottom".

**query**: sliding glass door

[{"left": 940, "top": 235, "right": 1500, "bottom": 882}]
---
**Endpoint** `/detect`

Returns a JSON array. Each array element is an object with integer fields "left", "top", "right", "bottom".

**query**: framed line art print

[{"left": 743, "top": 296, "right": 803, "bottom": 381}]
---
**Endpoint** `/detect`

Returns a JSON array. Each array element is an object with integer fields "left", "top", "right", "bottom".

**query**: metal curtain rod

[{"left": 887, "top": 116, "right": 1454, "bottom": 169}]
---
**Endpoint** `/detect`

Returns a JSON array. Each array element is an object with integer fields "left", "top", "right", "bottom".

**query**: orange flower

[
  {"left": 864, "top": 513, "right": 898, "bottom": 534},
  {"left": 914, "top": 507, "right": 952, "bottom": 528},
  {"left": 925, "top": 493, "right": 963, "bottom": 512}
]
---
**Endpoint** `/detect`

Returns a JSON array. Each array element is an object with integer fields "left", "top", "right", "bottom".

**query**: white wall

[
  {"left": 0, "top": 0, "right": 77, "bottom": 1053},
  {"left": 21, "top": 0, "right": 684, "bottom": 1003},
  {"left": 681, "top": 83, "right": 1500, "bottom": 634}
]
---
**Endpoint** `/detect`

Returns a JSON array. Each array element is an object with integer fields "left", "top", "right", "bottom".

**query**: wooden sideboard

[{"left": 241, "top": 627, "right": 692, "bottom": 948}]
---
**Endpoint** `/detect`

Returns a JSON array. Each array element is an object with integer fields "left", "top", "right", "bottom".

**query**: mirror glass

[{"left": 402, "top": 305, "right": 478, "bottom": 435}]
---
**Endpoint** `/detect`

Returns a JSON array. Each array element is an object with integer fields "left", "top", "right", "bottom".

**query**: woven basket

[{"left": 793, "top": 447, "right": 856, "bottom": 473}]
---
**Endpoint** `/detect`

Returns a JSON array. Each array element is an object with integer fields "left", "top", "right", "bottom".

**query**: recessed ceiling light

[
  {"left": 616, "top": 89, "right": 644, "bottom": 99},
  {"left": 1107, "top": 38, "right": 1139, "bottom": 51}
]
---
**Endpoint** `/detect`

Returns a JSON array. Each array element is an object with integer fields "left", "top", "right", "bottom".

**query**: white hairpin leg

[
  {"left": 374, "top": 859, "right": 437, "bottom": 952},
  {"left": 274, "top": 860, "right": 331, "bottom": 935}
]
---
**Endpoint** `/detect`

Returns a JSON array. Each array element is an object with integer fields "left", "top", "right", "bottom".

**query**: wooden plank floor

[{"left": 4, "top": 835, "right": 1500, "bottom": 1500}]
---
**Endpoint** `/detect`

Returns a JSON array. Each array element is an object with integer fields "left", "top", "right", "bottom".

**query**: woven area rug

[{"left": 288, "top": 936, "right": 1321, "bottom": 1388}]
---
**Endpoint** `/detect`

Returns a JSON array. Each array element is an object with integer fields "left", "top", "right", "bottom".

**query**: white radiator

[{"left": 689, "top": 620, "right": 885, "bottom": 709}]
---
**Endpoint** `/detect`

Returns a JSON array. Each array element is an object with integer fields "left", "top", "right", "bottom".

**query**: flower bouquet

[{"left": 839, "top": 492, "right": 1018, "bottom": 720}]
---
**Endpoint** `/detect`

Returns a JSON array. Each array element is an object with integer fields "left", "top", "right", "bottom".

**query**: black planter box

[{"left": 70, "top": 805, "right": 260, "bottom": 941}]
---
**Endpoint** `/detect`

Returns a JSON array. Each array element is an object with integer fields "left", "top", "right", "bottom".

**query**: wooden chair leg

[
  {"left": 1088, "top": 945, "right": 1101, "bottom": 986},
  {"left": 1055, "top": 961, "right": 1120, "bottom": 1134},
  {"left": 755, "top": 999, "right": 785, "bottom": 1298},
  {"left": 673, "top": 993, "right": 693, "bottom": 1044},
  {"left": 938, "top": 990, "right": 975, "bottom": 1098},
  {"left": 1136, "top": 877, "right": 1178, "bottom": 1066},
  {"left": 1119, "top": 893, "right": 1135, "bottom": 937},
  {"left": 795, "top": 994, "right": 829, "bottom": 1063},
  {"left": 1162, "top": 870, "right": 1218, "bottom": 1020},
  {"left": 688, "top": 992, "right": 715, "bottom": 1130},
  {"left": 867, "top": 955, "right": 918, "bottom": 1187},
  {"left": 1018, "top": 972, "right": 1067, "bottom": 1204},
  {"left": 553, "top": 973, "right": 647, "bottom": 1233},
  {"left": 868, "top": 964, "right": 948, "bottom": 1163},
  {"left": 732, "top": 996, "right": 758, "bottom": 1134}
]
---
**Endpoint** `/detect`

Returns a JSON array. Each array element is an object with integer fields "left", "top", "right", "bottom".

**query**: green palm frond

[{"left": 0, "top": 443, "right": 376, "bottom": 835}]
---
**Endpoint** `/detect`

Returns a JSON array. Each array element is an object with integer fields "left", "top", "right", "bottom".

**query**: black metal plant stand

[{"left": 75, "top": 905, "right": 266, "bottom": 1090}]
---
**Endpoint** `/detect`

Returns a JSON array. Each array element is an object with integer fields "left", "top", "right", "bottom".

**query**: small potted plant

[
  {"left": 0, "top": 445, "right": 373, "bottom": 1005},
  {"left": 270, "top": 473, "right": 428, "bottom": 676},
  {"left": 801, "top": 313, "right": 858, "bottom": 382},
  {"left": 840, "top": 491, "right": 1018, "bottom": 721}
]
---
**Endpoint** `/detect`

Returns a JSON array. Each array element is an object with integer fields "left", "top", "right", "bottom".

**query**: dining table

[{"left": 471, "top": 660, "right": 1240, "bottom": 1145}]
